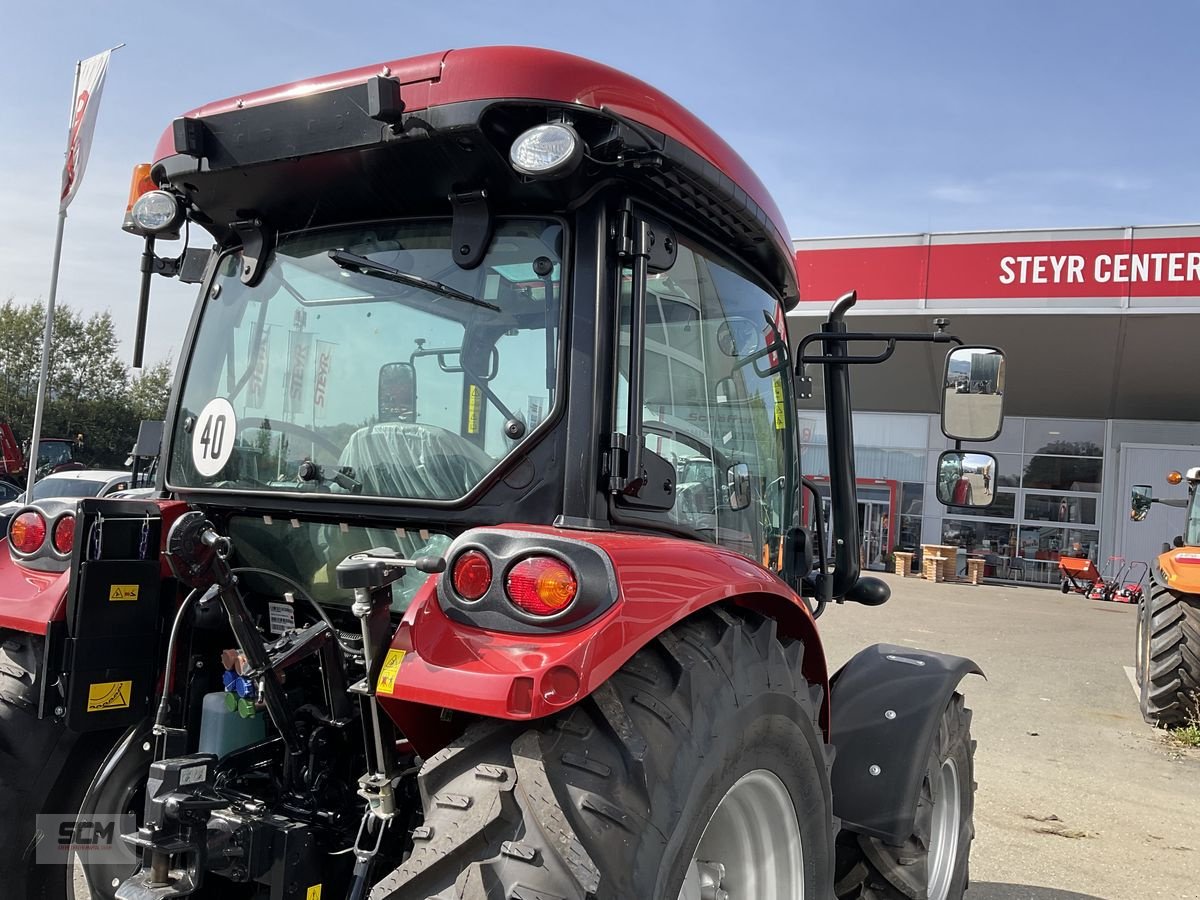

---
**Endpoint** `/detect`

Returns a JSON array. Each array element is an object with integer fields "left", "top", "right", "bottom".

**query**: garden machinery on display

[
  {"left": 0, "top": 48, "right": 1008, "bottom": 900},
  {"left": 1111, "top": 560, "right": 1147, "bottom": 605},
  {"left": 1131, "top": 469, "right": 1200, "bottom": 728}
]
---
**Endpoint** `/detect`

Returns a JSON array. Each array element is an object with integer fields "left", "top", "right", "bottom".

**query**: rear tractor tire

[
  {"left": 369, "top": 606, "right": 836, "bottom": 899},
  {"left": 1140, "top": 575, "right": 1200, "bottom": 728},
  {"left": 835, "top": 693, "right": 976, "bottom": 900}
]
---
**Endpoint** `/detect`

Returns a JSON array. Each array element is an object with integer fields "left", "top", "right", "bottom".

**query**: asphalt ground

[{"left": 819, "top": 572, "right": 1200, "bottom": 900}]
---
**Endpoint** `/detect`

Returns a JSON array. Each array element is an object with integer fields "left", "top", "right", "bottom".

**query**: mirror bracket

[
  {"left": 449, "top": 189, "right": 493, "bottom": 271},
  {"left": 230, "top": 218, "right": 274, "bottom": 287}
]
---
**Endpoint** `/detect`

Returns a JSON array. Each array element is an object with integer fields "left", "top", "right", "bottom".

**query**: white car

[{"left": 0, "top": 469, "right": 138, "bottom": 531}]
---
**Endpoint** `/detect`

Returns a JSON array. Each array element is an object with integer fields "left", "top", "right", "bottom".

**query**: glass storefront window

[
  {"left": 1023, "top": 419, "right": 1104, "bottom": 457},
  {"left": 983, "top": 416, "right": 1026, "bottom": 454},
  {"left": 1013, "top": 525, "right": 1099, "bottom": 585},
  {"left": 901, "top": 482, "right": 924, "bottom": 518},
  {"left": 942, "top": 519, "right": 1019, "bottom": 554},
  {"left": 993, "top": 452, "right": 1022, "bottom": 488},
  {"left": 949, "top": 490, "right": 1017, "bottom": 519},
  {"left": 898, "top": 515, "right": 922, "bottom": 552},
  {"left": 1023, "top": 493, "right": 1098, "bottom": 525},
  {"left": 1022, "top": 455, "right": 1102, "bottom": 492}
]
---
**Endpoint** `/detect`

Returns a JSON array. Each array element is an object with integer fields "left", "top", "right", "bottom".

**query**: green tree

[{"left": 0, "top": 298, "right": 173, "bottom": 469}]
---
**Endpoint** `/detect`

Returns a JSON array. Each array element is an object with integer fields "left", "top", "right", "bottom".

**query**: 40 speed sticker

[{"left": 193, "top": 397, "right": 237, "bottom": 477}]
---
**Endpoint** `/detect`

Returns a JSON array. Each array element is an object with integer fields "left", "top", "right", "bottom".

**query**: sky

[{"left": 1, "top": 1, "right": 1197, "bottom": 367}]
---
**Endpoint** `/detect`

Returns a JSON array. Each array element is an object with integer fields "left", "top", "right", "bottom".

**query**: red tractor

[{"left": 0, "top": 48, "right": 1007, "bottom": 900}]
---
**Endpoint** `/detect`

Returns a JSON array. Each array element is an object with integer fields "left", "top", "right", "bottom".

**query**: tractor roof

[{"left": 152, "top": 46, "right": 798, "bottom": 302}]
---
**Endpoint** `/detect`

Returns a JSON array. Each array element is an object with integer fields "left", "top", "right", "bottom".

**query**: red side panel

[{"left": 376, "top": 525, "right": 828, "bottom": 756}]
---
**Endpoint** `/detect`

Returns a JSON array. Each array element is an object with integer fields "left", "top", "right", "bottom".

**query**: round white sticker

[{"left": 192, "top": 397, "right": 237, "bottom": 477}]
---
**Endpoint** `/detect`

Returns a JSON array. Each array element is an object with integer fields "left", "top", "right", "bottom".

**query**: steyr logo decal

[
  {"left": 86, "top": 680, "right": 132, "bottom": 712},
  {"left": 109, "top": 584, "right": 139, "bottom": 602}
]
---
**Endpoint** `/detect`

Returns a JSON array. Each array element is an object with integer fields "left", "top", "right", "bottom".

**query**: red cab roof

[{"left": 154, "top": 46, "right": 792, "bottom": 272}]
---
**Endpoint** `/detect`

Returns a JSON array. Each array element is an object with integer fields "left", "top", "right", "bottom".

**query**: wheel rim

[
  {"left": 926, "top": 757, "right": 962, "bottom": 900},
  {"left": 676, "top": 769, "right": 804, "bottom": 900}
]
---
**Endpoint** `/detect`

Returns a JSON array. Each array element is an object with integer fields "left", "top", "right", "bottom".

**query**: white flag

[{"left": 59, "top": 50, "right": 111, "bottom": 212}]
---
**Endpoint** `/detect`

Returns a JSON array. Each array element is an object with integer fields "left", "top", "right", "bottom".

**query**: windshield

[
  {"left": 169, "top": 219, "right": 564, "bottom": 502},
  {"left": 1188, "top": 487, "right": 1200, "bottom": 546},
  {"left": 29, "top": 476, "right": 107, "bottom": 501}
]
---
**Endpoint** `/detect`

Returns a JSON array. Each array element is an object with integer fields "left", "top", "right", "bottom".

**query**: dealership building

[{"left": 789, "top": 224, "right": 1200, "bottom": 585}]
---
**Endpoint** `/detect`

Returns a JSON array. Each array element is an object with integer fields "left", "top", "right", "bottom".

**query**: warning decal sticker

[
  {"left": 376, "top": 649, "right": 407, "bottom": 695},
  {"left": 86, "top": 680, "right": 132, "bottom": 713},
  {"left": 109, "top": 584, "right": 139, "bottom": 602}
]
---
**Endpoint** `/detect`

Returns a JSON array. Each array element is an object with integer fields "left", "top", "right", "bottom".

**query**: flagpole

[{"left": 26, "top": 59, "right": 82, "bottom": 498}]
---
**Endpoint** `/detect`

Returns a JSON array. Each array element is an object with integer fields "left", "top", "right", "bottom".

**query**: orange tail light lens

[
  {"left": 506, "top": 556, "right": 578, "bottom": 616},
  {"left": 10, "top": 510, "right": 47, "bottom": 555}
]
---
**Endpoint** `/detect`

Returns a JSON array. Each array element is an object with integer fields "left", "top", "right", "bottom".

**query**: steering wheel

[{"left": 642, "top": 421, "right": 727, "bottom": 472}]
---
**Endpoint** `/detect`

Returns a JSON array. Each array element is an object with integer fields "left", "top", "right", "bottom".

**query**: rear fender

[
  {"left": 829, "top": 643, "right": 983, "bottom": 844},
  {"left": 376, "top": 524, "right": 828, "bottom": 756},
  {"left": 0, "top": 556, "right": 69, "bottom": 635}
]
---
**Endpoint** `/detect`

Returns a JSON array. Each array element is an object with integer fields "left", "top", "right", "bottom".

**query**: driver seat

[{"left": 339, "top": 422, "right": 493, "bottom": 499}]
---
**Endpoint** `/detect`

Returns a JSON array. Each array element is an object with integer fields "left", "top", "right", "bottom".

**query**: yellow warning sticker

[
  {"left": 772, "top": 378, "right": 786, "bottom": 430},
  {"left": 467, "top": 384, "right": 482, "bottom": 434},
  {"left": 109, "top": 584, "right": 139, "bottom": 602},
  {"left": 306, "top": 886, "right": 322, "bottom": 900},
  {"left": 86, "top": 680, "right": 132, "bottom": 712},
  {"left": 376, "top": 649, "right": 407, "bottom": 695}
]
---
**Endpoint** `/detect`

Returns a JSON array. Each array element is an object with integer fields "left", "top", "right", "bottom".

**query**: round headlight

[
  {"left": 130, "top": 190, "right": 184, "bottom": 234},
  {"left": 509, "top": 124, "right": 584, "bottom": 178}
]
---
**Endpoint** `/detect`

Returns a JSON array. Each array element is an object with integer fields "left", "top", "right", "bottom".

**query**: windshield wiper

[{"left": 328, "top": 250, "right": 500, "bottom": 312}]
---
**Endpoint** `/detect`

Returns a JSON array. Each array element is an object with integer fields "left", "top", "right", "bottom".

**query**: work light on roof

[
  {"left": 509, "top": 123, "right": 584, "bottom": 178},
  {"left": 130, "top": 189, "right": 184, "bottom": 235}
]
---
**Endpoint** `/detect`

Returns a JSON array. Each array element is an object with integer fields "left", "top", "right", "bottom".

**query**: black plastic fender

[{"left": 828, "top": 643, "right": 983, "bottom": 844}]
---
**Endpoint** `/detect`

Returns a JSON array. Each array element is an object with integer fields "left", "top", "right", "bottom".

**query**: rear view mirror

[
  {"left": 727, "top": 462, "right": 752, "bottom": 511},
  {"left": 936, "top": 450, "right": 998, "bottom": 508},
  {"left": 379, "top": 362, "right": 416, "bottom": 423},
  {"left": 941, "top": 347, "right": 1005, "bottom": 441},
  {"left": 1130, "top": 485, "right": 1152, "bottom": 522}
]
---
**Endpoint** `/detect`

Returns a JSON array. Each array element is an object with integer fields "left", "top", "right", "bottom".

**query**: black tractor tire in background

[
  {"left": 1140, "top": 575, "right": 1200, "bottom": 728},
  {"left": 0, "top": 631, "right": 119, "bottom": 900},
  {"left": 834, "top": 693, "right": 976, "bottom": 900},
  {"left": 369, "top": 606, "right": 836, "bottom": 900}
]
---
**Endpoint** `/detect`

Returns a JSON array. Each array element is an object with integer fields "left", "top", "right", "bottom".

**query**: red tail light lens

[
  {"left": 506, "top": 557, "right": 578, "bottom": 616},
  {"left": 452, "top": 550, "right": 493, "bottom": 600},
  {"left": 10, "top": 510, "right": 47, "bottom": 555},
  {"left": 52, "top": 514, "right": 76, "bottom": 555}
]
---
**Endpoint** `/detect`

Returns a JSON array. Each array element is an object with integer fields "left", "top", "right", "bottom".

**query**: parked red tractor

[{"left": 0, "top": 48, "right": 1006, "bottom": 900}]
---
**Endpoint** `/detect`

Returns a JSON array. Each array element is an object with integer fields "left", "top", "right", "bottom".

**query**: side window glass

[{"left": 620, "top": 241, "right": 791, "bottom": 565}]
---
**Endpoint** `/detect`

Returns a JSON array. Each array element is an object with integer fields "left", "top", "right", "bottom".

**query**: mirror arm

[{"left": 818, "top": 312, "right": 861, "bottom": 600}]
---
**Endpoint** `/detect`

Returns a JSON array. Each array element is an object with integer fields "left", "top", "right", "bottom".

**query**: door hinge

[{"left": 604, "top": 433, "right": 633, "bottom": 494}]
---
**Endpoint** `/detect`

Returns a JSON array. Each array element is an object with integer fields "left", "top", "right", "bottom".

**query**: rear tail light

[
  {"left": 505, "top": 556, "right": 578, "bottom": 616},
  {"left": 52, "top": 514, "right": 76, "bottom": 555},
  {"left": 10, "top": 510, "right": 47, "bottom": 555},
  {"left": 452, "top": 550, "right": 493, "bottom": 600}
]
